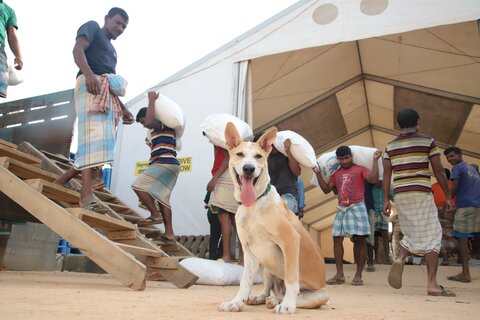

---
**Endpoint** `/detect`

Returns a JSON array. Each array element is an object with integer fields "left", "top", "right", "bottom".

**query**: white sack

[
  {"left": 273, "top": 130, "right": 317, "bottom": 168},
  {"left": 311, "top": 145, "right": 383, "bottom": 186},
  {"left": 200, "top": 113, "right": 253, "bottom": 149},
  {"left": 7, "top": 65, "right": 23, "bottom": 86},
  {"left": 152, "top": 93, "right": 186, "bottom": 137},
  {"left": 179, "top": 257, "right": 262, "bottom": 286}
]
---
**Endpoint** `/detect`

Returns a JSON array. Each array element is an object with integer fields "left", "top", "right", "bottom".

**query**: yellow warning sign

[
  {"left": 134, "top": 157, "right": 192, "bottom": 176},
  {"left": 179, "top": 157, "right": 192, "bottom": 173},
  {"left": 134, "top": 161, "right": 149, "bottom": 176}
]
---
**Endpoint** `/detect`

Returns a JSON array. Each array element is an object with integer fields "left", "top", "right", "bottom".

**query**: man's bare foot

[
  {"left": 326, "top": 275, "right": 345, "bottom": 285},
  {"left": 352, "top": 276, "right": 363, "bottom": 286},
  {"left": 447, "top": 273, "right": 471, "bottom": 283}
]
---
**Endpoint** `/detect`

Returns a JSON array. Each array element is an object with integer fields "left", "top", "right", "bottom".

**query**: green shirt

[{"left": 0, "top": 2, "right": 18, "bottom": 46}]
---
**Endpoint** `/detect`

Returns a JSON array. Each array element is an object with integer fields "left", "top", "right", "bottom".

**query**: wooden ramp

[{"left": 0, "top": 140, "right": 198, "bottom": 291}]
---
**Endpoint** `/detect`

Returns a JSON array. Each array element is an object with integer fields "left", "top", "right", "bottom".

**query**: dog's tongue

[{"left": 240, "top": 176, "right": 256, "bottom": 207}]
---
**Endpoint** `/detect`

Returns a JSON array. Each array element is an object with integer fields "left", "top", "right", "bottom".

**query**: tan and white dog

[{"left": 219, "top": 123, "right": 328, "bottom": 314}]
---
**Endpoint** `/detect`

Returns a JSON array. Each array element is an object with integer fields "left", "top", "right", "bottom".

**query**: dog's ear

[
  {"left": 225, "top": 122, "right": 241, "bottom": 150},
  {"left": 257, "top": 127, "right": 277, "bottom": 153}
]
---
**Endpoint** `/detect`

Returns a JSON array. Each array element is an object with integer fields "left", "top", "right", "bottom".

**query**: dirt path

[{"left": 1, "top": 264, "right": 479, "bottom": 320}]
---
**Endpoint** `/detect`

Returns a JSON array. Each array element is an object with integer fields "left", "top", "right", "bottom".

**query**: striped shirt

[
  {"left": 147, "top": 127, "right": 179, "bottom": 166},
  {"left": 384, "top": 132, "right": 439, "bottom": 195}
]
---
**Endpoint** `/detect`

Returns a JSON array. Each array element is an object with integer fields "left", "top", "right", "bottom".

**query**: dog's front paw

[
  {"left": 273, "top": 302, "right": 296, "bottom": 314},
  {"left": 265, "top": 296, "right": 281, "bottom": 309},
  {"left": 218, "top": 300, "right": 244, "bottom": 312}
]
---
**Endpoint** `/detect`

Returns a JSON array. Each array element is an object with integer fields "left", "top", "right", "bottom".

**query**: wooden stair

[{"left": 0, "top": 140, "right": 198, "bottom": 291}]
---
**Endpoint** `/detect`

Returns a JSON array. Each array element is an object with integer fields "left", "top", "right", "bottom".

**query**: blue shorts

[
  {"left": 453, "top": 230, "right": 480, "bottom": 239},
  {"left": 281, "top": 193, "right": 298, "bottom": 214}
]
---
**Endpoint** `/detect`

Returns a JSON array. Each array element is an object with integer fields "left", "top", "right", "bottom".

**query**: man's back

[
  {"left": 385, "top": 131, "right": 438, "bottom": 195},
  {"left": 451, "top": 162, "right": 480, "bottom": 208},
  {"left": 268, "top": 152, "right": 298, "bottom": 199}
]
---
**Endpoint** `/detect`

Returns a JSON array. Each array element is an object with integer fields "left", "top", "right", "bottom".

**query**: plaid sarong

[
  {"left": 0, "top": 48, "right": 8, "bottom": 98},
  {"left": 131, "top": 163, "right": 179, "bottom": 209},
  {"left": 332, "top": 201, "right": 371, "bottom": 237},
  {"left": 395, "top": 192, "right": 442, "bottom": 255},
  {"left": 367, "top": 209, "right": 376, "bottom": 245},
  {"left": 376, "top": 210, "right": 390, "bottom": 231},
  {"left": 209, "top": 170, "right": 239, "bottom": 214},
  {"left": 73, "top": 75, "right": 117, "bottom": 170},
  {"left": 453, "top": 207, "right": 480, "bottom": 234}
]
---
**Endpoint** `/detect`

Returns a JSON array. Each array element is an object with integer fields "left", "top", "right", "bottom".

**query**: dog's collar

[{"left": 238, "top": 183, "right": 271, "bottom": 205}]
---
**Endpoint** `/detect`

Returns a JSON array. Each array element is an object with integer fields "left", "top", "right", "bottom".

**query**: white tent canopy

[{"left": 113, "top": 0, "right": 480, "bottom": 251}]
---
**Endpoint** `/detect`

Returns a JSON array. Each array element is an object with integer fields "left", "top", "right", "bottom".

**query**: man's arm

[
  {"left": 284, "top": 139, "right": 301, "bottom": 177},
  {"left": 6, "top": 26, "right": 22, "bottom": 70},
  {"left": 312, "top": 167, "right": 335, "bottom": 194},
  {"left": 207, "top": 148, "right": 229, "bottom": 192},
  {"left": 73, "top": 36, "right": 100, "bottom": 95},
  {"left": 144, "top": 91, "right": 162, "bottom": 130},
  {"left": 366, "top": 150, "right": 382, "bottom": 184},
  {"left": 431, "top": 155, "right": 454, "bottom": 212},
  {"left": 117, "top": 98, "right": 134, "bottom": 125},
  {"left": 382, "top": 158, "right": 392, "bottom": 216}
]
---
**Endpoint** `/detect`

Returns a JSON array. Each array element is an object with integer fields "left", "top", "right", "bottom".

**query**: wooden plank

[
  {"left": 0, "top": 156, "right": 9, "bottom": 168},
  {"left": 67, "top": 208, "right": 136, "bottom": 232},
  {"left": 93, "top": 190, "right": 117, "bottom": 202},
  {"left": 25, "top": 179, "right": 80, "bottom": 204},
  {"left": 107, "top": 230, "right": 137, "bottom": 241},
  {"left": 53, "top": 160, "right": 72, "bottom": 171},
  {"left": 152, "top": 265, "right": 198, "bottom": 289},
  {"left": 197, "top": 235, "right": 209, "bottom": 259},
  {"left": 113, "top": 238, "right": 196, "bottom": 288},
  {"left": 0, "top": 167, "right": 147, "bottom": 291},
  {"left": 107, "top": 203, "right": 132, "bottom": 213},
  {"left": 189, "top": 236, "right": 203, "bottom": 256},
  {"left": 0, "top": 139, "right": 17, "bottom": 148},
  {"left": 0, "top": 156, "right": 58, "bottom": 181},
  {"left": 120, "top": 214, "right": 143, "bottom": 222},
  {"left": 116, "top": 243, "right": 164, "bottom": 257},
  {"left": 146, "top": 256, "right": 179, "bottom": 269},
  {"left": 0, "top": 144, "right": 41, "bottom": 165},
  {"left": 18, "top": 142, "right": 68, "bottom": 176},
  {"left": 40, "top": 150, "right": 71, "bottom": 164}
]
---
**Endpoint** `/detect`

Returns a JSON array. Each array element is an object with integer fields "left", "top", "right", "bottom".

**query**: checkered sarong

[
  {"left": 395, "top": 192, "right": 442, "bottom": 255},
  {"left": 332, "top": 201, "right": 371, "bottom": 237},
  {"left": 376, "top": 211, "right": 390, "bottom": 231},
  {"left": 454, "top": 207, "right": 480, "bottom": 234},
  {"left": 73, "top": 75, "right": 116, "bottom": 170},
  {"left": 131, "top": 163, "right": 179, "bottom": 209},
  {"left": 209, "top": 170, "right": 239, "bottom": 214}
]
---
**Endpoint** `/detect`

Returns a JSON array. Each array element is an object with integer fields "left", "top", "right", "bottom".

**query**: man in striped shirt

[
  {"left": 131, "top": 91, "right": 180, "bottom": 243},
  {"left": 383, "top": 108, "right": 455, "bottom": 297}
]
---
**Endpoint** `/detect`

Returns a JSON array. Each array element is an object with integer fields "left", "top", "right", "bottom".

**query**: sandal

[
  {"left": 388, "top": 259, "right": 404, "bottom": 289},
  {"left": 83, "top": 201, "right": 109, "bottom": 214},
  {"left": 159, "top": 234, "right": 176, "bottom": 244},
  {"left": 351, "top": 278, "right": 364, "bottom": 286},
  {"left": 326, "top": 277, "right": 345, "bottom": 285},
  {"left": 428, "top": 285, "right": 456, "bottom": 297},
  {"left": 137, "top": 216, "right": 163, "bottom": 226}
]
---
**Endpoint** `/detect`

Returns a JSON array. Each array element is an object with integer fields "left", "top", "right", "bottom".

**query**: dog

[{"left": 219, "top": 122, "right": 328, "bottom": 314}]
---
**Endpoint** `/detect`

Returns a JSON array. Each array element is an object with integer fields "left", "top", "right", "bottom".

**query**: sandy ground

[{"left": 1, "top": 264, "right": 479, "bottom": 320}]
